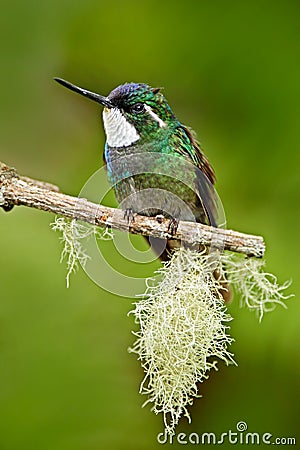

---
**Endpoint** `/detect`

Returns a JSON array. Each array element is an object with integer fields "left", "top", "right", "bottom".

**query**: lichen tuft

[{"left": 129, "top": 248, "right": 235, "bottom": 435}]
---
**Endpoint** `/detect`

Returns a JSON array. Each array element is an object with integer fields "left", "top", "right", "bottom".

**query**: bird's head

[{"left": 55, "top": 78, "right": 177, "bottom": 148}]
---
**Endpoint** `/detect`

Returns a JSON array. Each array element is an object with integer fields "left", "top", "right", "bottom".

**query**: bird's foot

[
  {"left": 167, "top": 217, "right": 179, "bottom": 236},
  {"left": 123, "top": 208, "right": 135, "bottom": 224}
]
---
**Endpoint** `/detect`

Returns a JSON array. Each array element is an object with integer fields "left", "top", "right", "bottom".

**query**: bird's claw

[
  {"left": 167, "top": 217, "right": 179, "bottom": 236},
  {"left": 123, "top": 208, "right": 135, "bottom": 224}
]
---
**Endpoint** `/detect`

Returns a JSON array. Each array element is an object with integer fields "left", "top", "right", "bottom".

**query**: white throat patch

[{"left": 102, "top": 108, "right": 140, "bottom": 148}]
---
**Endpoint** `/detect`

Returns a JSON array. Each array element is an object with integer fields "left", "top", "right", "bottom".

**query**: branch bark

[{"left": 0, "top": 161, "right": 265, "bottom": 257}]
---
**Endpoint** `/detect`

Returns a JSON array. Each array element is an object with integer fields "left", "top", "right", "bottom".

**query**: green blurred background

[{"left": 0, "top": 0, "right": 299, "bottom": 448}]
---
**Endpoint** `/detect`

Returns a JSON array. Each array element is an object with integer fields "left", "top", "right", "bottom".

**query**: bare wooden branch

[{"left": 0, "top": 161, "right": 265, "bottom": 257}]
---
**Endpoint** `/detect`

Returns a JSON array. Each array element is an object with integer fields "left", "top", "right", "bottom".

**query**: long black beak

[{"left": 54, "top": 77, "right": 113, "bottom": 108}]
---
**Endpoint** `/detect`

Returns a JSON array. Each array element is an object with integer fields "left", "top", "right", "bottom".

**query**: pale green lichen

[
  {"left": 50, "top": 217, "right": 112, "bottom": 287},
  {"left": 129, "top": 249, "right": 292, "bottom": 435},
  {"left": 129, "top": 249, "right": 236, "bottom": 435},
  {"left": 51, "top": 218, "right": 292, "bottom": 434},
  {"left": 226, "top": 255, "right": 292, "bottom": 322}
]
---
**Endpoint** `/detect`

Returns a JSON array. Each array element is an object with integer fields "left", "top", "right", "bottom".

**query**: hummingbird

[{"left": 54, "top": 78, "right": 231, "bottom": 302}]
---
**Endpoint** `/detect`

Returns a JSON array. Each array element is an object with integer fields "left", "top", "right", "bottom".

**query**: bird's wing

[{"left": 171, "top": 126, "right": 219, "bottom": 227}]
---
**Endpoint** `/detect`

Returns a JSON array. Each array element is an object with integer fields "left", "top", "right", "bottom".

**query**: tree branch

[{"left": 0, "top": 161, "right": 265, "bottom": 257}]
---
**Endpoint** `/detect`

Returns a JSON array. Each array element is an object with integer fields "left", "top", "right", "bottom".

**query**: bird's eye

[{"left": 130, "top": 103, "right": 145, "bottom": 114}]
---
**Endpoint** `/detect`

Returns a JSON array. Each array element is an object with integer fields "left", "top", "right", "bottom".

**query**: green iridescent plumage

[
  {"left": 102, "top": 82, "right": 217, "bottom": 227},
  {"left": 55, "top": 77, "right": 231, "bottom": 300}
]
